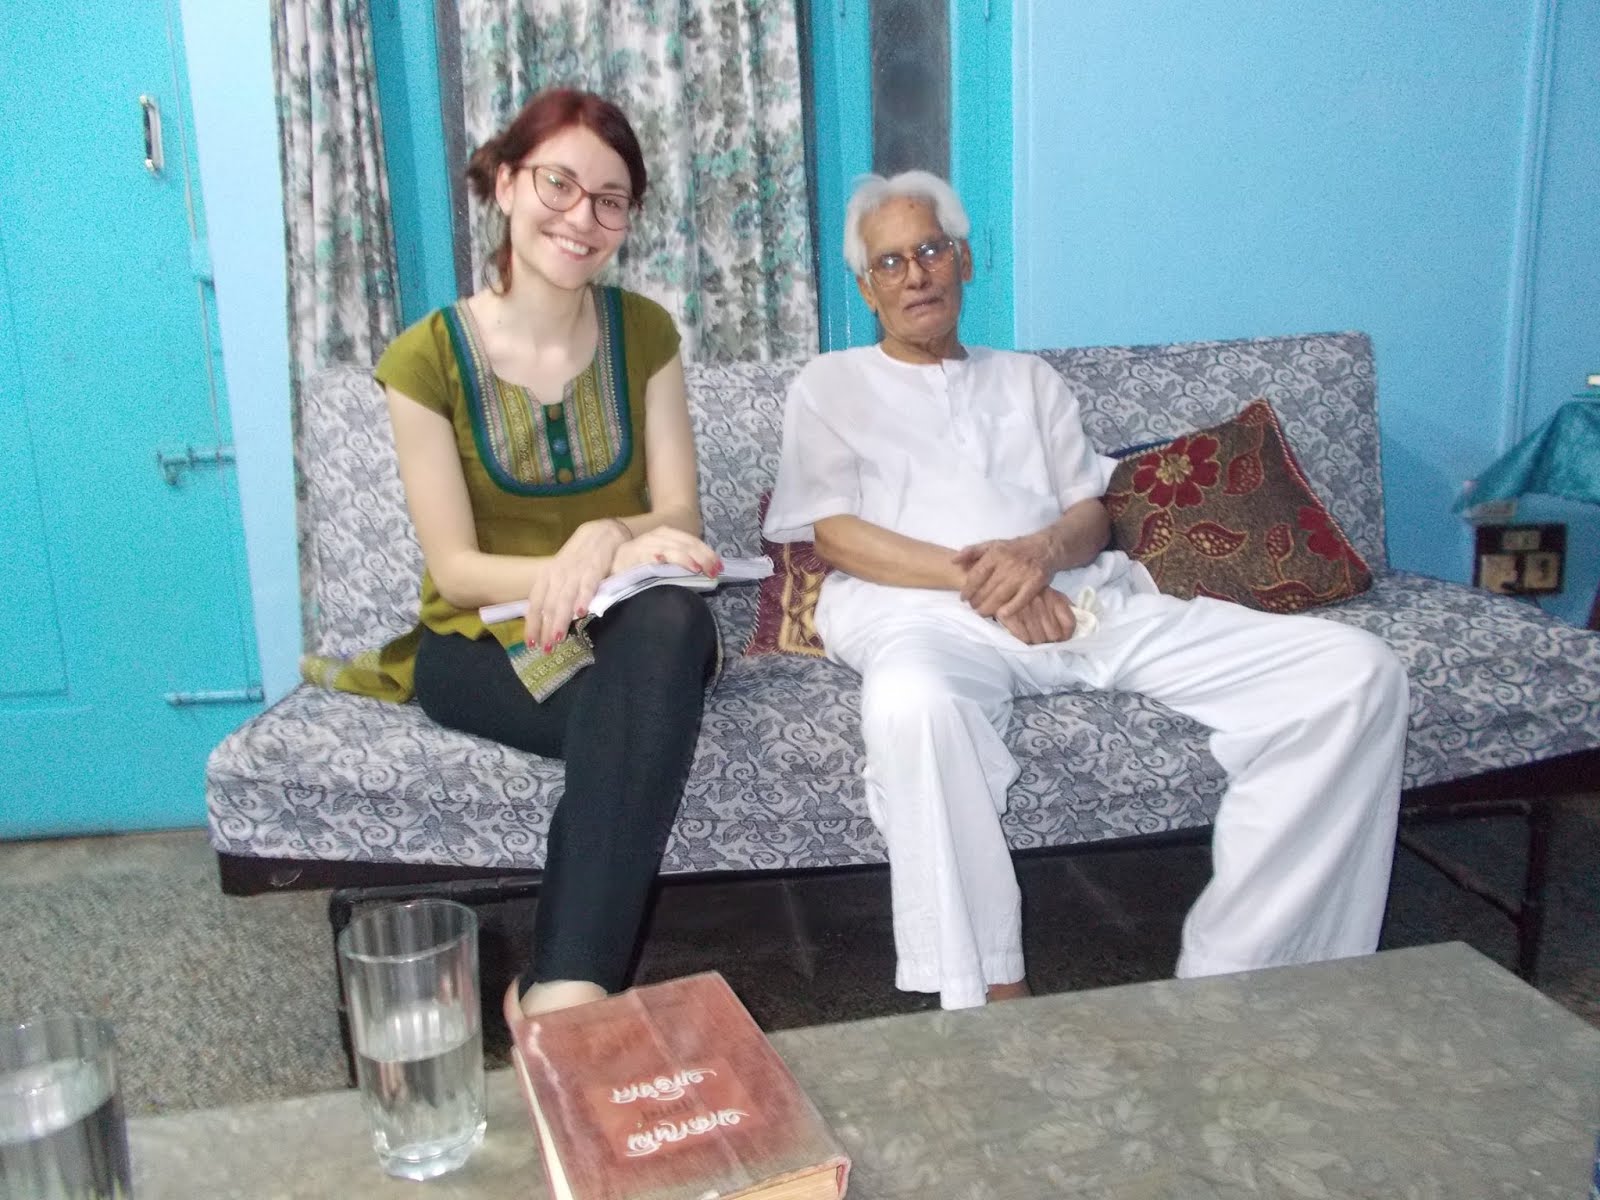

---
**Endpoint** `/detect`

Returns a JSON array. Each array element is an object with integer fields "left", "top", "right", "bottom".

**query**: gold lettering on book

[
  {"left": 623, "top": 1109, "right": 749, "bottom": 1157},
  {"left": 610, "top": 1067, "right": 717, "bottom": 1105}
]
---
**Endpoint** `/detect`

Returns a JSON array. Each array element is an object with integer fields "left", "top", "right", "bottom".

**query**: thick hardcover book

[{"left": 510, "top": 972, "right": 850, "bottom": 1200}]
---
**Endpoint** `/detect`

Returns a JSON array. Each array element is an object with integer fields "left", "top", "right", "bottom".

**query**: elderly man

[{"left": 763, "top": 170, "right": 1409, "bottom": 1010}]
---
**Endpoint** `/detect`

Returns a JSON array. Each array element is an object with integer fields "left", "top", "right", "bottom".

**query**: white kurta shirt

[{"left": 763, "top": 345, "right": 1154, "bottom": 648}]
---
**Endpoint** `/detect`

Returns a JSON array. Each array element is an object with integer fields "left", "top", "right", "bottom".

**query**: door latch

[
  {"left": 156, "top": 444, "right": 235, "bottom": 485},
  {"left": 164, "top": 687, "right": 264, "bottom": 707}
]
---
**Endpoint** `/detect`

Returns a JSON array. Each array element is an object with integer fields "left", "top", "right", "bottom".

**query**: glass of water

[
  {"left": 0, "top": 1012, "right": 131, "bottom": 1199},
  {"left": 338, "top": 898, "right": 486, "bottom": 1180}
]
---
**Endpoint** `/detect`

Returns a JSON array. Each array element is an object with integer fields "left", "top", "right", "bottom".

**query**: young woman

[{"left": 371, "top": 89, "right": 721, "bottom": 1021}]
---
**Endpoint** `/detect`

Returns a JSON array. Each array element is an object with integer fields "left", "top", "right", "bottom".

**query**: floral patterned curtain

[
  {"left": 272, "top": 0, "right": 400, "bottom": 385},
  {"left": 272, "top": 0, "right": 401, "bottom": 643},
  {"left": 455, "top": 0, "right": 818, "bottom": 362}
]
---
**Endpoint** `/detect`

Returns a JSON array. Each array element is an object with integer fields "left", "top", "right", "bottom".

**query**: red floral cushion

[
  {"left": 744, "top": 492, "right": 829, "bottom": 657},
  {"left": 1104, "top": 399, "right": 1372, "bottom": 612}
]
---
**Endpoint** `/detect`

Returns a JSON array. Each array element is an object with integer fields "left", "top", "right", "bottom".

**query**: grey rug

[
  {"left": 0, "top": 836, "right": 347, "bottom": 1113},
  {"left": 2, "top": 797, "right": 1595, "bottom": 1116}
]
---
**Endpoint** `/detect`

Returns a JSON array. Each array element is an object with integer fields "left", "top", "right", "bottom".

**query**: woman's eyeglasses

[
  {"left": 867, "top": 237, "right": 958, "bottom": 285},
  {"left": 521, "top": 164, "right": 634, "bottom": 231}
]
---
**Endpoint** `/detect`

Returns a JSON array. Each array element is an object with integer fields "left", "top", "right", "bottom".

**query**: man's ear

[
  {"left": 957, "top": 239, "right": 975, "bottom": 283},
  {"left": 854, "top": 272, "right": 878, "bottom": 314}
]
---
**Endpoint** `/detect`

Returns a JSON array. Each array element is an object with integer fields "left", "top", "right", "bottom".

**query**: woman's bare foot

[
  {"left": 986, "top": 979, "right": 1032, "bottom": 1003},
  {"left": 502, "top": 978, "right": 607, "bottom": 1031}
]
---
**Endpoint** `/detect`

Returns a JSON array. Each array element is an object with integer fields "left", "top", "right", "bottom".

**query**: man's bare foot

[
  {"left": 986, "top": 979, "right": 1032, "bottom": 1003},
  {"left": 502, "top": 978, "right": 607, "bottom": 1031}
]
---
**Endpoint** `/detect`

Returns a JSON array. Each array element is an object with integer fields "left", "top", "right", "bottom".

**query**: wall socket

[{"left": 1473, "top": 523, "right": 1566, "bottom": 596}]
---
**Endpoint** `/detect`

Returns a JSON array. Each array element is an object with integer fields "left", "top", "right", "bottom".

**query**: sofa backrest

[
  {"left": 298, "top": 331, "right": 1382, "bottom": 656},
  {"left": 298, "top": 365, "right": 424, "bottom": 657},
  {"left": 1036, "top": 331, "right": 1386, "bottom": 572}
]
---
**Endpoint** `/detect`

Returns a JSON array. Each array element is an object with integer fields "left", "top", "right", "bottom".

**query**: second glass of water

[
  {"left": 0, "top": 1012, "right": 131, "bottom": 1200},
  {"left": 338, "top": 898, "right": 485, "bottom": 1180}
]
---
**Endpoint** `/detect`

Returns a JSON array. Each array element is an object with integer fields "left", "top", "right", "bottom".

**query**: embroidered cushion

[
  {"left": 1104, "top": 398, "right": 1372, "bottom": 612},
  {"left": 745, "top": 492, "right": 829, "bottom": 657}
]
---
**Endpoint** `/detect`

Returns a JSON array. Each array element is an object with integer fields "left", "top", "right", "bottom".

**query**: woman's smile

[{"left": 547, "top": 232, "right": 598, "bottom": 259}]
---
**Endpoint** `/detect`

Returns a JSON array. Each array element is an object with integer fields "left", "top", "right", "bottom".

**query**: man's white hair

[{"left": 843, "top": 170, "right": 971, "bottom": 276}]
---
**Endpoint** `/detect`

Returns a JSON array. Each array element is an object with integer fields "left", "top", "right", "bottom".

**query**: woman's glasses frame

[{"left": 520, "top": 164, "right": 635, "bottom": 232}]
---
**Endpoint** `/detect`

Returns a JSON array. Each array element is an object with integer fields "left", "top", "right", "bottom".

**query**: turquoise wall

[
  {"left": 1515, "top": 0, "right": 1600, "bottom": 627},
  {"left": 178, "top": 3, "right": 298, "bottom": 700},
  {"left": 1014, "top": 0, "right": 1598, "bottom": 621},
  {"left": 1522, "top": 1, "right": 1599, "bottom": 433}
]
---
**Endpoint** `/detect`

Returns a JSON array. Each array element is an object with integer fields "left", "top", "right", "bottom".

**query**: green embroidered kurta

[{"left": 305, "top": 286, "right": 680, "bottom": 701}]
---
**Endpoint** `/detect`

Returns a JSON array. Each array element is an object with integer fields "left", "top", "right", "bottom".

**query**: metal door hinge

[
  {"left": 157, "top": 444, "right": 235, "bottom": 485},
  {"left": 164, "top": 687, "right": 264, "bottom": 707}
]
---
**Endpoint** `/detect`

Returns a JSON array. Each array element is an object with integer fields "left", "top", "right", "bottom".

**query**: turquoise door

[{"left": 0, "top": 0, "right": 262, "bottom": 835}]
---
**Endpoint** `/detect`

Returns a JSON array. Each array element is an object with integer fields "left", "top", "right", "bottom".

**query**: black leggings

[{"left": 414, "top": 586, "right": 717, "bottom": 993}]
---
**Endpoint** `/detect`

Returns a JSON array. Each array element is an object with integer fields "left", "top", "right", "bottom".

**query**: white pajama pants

[{"left": 819, "top": 584, "right": 1409, "bottom": 1010}]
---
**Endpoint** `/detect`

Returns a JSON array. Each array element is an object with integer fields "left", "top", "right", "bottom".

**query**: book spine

[{"left": 511, "top": 1040, "right": 575, "bottom": 1200}]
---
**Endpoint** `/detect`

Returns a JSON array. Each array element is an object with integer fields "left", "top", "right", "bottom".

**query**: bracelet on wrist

[{"left": 608, "top": 516, "right": 631, "bottom": 542}]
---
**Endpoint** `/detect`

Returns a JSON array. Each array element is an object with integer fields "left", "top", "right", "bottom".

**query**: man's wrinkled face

[{"left": 855, "top": 196, "right": 971, "bottom": 353}]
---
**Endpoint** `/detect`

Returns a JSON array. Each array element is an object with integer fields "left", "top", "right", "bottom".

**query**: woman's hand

[
  {"left": 610, "top": 526, "right": 723, "bottom": 578},
  {"left": 522, "top": 519, "right": 632, "bottom": 652}
]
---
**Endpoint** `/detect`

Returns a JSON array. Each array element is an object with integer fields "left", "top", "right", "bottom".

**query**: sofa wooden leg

[
  {"left": 1396, "top": 796, "right": 1555, "bottom": 984},
  {"left": 328, "top": 890, "right": 360, "bottom": 1085},
  {"left": 1515, "top": 799, "right": 1554, "bottom": 983}
]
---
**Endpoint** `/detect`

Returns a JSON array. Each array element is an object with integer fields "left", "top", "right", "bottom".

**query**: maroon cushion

[
  {"left": 744, "top": 492, "right": 829, "bottom": 657},
  {"left": 1104, "top": 398, "right": 1372, "bottom": 613}
]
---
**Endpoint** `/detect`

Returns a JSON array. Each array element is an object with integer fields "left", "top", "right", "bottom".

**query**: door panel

[
  {"left": 0, "top": 0, "right": 261, "bottom": 836},
  {"left": 0, "top": 263, "right": 71, "bottom": 698}
]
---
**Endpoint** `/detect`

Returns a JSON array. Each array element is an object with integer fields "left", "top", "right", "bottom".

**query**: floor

[
  {"left": 621, "top": 799, "right": 1600, "bottom": 1036},
  {"left": 1, "top": 796, "right": 1595, "bottom": 1115}
]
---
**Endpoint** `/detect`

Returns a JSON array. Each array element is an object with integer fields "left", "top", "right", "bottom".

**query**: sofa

[{"left": 206, "top": 330, "right": 1600, "bottom": 980}]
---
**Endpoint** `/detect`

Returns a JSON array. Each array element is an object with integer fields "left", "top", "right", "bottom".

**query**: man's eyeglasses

[
  {"left": 867, "top": 237, "right": 958, "bottom": 285},
  {"left": 521, "top": 164, "right": 634, "bottom": 231}
]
